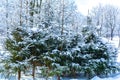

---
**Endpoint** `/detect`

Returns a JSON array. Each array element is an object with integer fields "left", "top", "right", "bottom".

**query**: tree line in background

[
  {"left": 91, "top": 4, "right": 120, "bottom": 41},
  {"left": 0, "top": 0, "right": 83, "bottom": 35},
  {"left": 0, "top": 0, "right": 119, "bottom": 80},
  {"left": 1, "top": 1, "right": 120, "bottom": 40}
]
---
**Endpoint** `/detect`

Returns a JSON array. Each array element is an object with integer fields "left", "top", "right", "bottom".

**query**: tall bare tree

[{"left": 6, "top": 0, "right": 9, "bottom": 37}]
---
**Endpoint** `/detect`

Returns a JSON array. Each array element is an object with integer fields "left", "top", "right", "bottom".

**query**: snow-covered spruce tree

[
  {"left": 44, "top": 32, "right": 83, "bottom": 79},
  {"left": 67, "top": 34, "right": 83, "bottom": 77},
  {"left": 3, "top": 28, "right": 29, "bottom": 80},
  {"left": 39, "top": 31, "right": 70, "bottom": 80},
  {"left": 41, "top": 35, "right": 60, "bottom": 79},
  {"left": 3, "top": 27, "right": 48, "bottom": 80},
  {"left": 80, "top": 25, "right": 118, "bottom": 79},
  {"left": 22, "top": 28, "right": 48, "bottom": 79}
]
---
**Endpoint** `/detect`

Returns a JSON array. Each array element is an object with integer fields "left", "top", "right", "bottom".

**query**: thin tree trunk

[
  {"left": 57, "top": 75, "right": 60, "bottom": 80},
  {"left": 118, "top": 28, "right": 120, "bottom": 47},
  {"left": 72, "top": 69, "right": 76, "bottom": 78},
  {"left": 118, "top": 36, "right": 120, "bottom": 47},
  {"left": 38, "top": 0, "right": 42, "bottom": 14},
  {"left": 111, "top": 29, "right": 114, "bottom": 40},
  {"left": 6, "top": 0, "right": 9, "bottom": 37},
  {"left": 29, "top": 0, "right": 35, "bottom": 28},
  {"left": 19, "top": 0, "right": 23, "bottom": 26},
  {"left": 61, "top": 0, "right": 64, "bottom": 35},
  {"left": 32, "top": 62, "right": 36, "bottom": 80},
  {"left": 18, "top": 69, "right": 21, "bottom": 80},
  {"left": 25, "top": 0, "right": 28, "bottom": 27}
]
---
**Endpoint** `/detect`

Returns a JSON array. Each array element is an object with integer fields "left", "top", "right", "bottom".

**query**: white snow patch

[
  {"left": 92, "top": 74, "right": 120, "bottom": 80},
  {"left": 101, "top": 36, "right": 120, "bottom": 62},
  {"left": 108, "top": 36, "right": 119, "bottom": 48},
  {"left": 108, "top": 36, "right": 120, "bottom": 62},
  {"left": 91, "top": 76, "right": 102, "bottom": 80},
  {"left": 31, "top": 27, "right": 39, "bottom": 32}
]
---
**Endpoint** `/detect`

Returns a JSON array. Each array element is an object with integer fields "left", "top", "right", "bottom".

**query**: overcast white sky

[{"left": 75, "top": 0, "right": 120, "bottom": 15}]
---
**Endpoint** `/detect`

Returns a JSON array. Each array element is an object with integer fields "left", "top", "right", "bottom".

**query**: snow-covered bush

[
  {"left": 2, "top": 24, "right": 118, "bottom": 80},
  {"left": 80, "top": 25, "right": 118, "bottom": 78}
]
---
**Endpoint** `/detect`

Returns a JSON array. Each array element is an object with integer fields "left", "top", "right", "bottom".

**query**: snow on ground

[
  {"left": 92, "top": 75, "right": 120, "bottom": 80},
  {"left": 107, "top": 36, "right": 120, "bottom": 62},
  {"left": 101, "top": 36, "right": 120, "bottom": 62},
  {"left": 108, "top": 36, "right": 119, "bottom": 48}
]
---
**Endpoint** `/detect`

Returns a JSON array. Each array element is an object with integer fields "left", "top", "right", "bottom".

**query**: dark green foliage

[
  {"left": 2, "top": 25, "right": 118, "bottom": 79},
  {"left": 3, "top": 28, "right": 30, "bottom": 80},
  {"left": 79, "top": 25, "right": 118, "bottom": 78},
  {"left": 5, "top": 28, "right": 29, "bottom": 62}
]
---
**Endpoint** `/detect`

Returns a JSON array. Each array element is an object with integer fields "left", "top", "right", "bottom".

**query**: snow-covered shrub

[
  {"left": 2, "top": 24, "right": 118, "bottom": 80},
  {"left": 41, "top": 34, "right": 70, "bottom": 79},
  {"left": 80, "top": 25, "right": 118, "bottom": 78}
]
